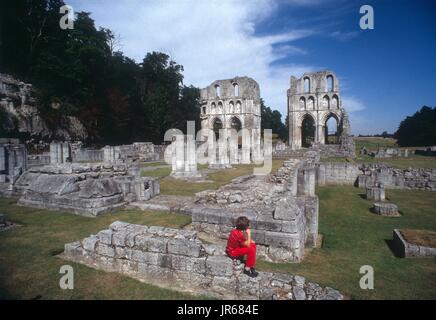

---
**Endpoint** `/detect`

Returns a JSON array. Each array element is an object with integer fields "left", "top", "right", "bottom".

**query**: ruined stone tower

[
  {"left": 199, "top": 76, "right": 262, "bottom": 165},
  {"left": 287, "top": 70, "right": 350, "bottom": 150}
]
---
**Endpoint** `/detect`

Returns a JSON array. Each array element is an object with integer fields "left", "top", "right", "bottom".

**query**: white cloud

[
  {"left": 330, "top": 30, "right": 360, "bottom": 41},
  {"left": 69, "top": 0, "right": 316, "bottom": 118},
  {"left": 342, "top": 96, "right": 366, "bottom": 113}
]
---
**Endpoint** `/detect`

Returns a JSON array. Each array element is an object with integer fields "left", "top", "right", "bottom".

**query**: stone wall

[
  {"left": 317, "top": 162, "right": 436, "bottom": 191},
  {"left": 62, "top": 221, "right": 344, "bottom": 300},
  {"left": 72, "top": 148, "right": 103, "bottom": 163},
  {"left": 317, "top": 162, "right": 360, "bottom": 185},
  {"left": 392, "top": 229, "right": 436, "bottom": 258},
  {"left": 192, "top": 153, "right": 319, "bottom": 262},
  {"left": 0, "top": 140, "right": 27, "bottom": 184},
  {"left": 103, "top": 143, "right": 159, "bottom": 163},
  {"left": 14, "top": 163, "right": 159, "bottom": 216},
  {"left": 357, "top": 164, "right": 436, "bottom": 191}
]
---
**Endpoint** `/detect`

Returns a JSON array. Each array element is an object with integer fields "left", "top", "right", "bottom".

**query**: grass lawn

[
  {"left": 1, "top": 182, "right": 434, "bottom": 299},
  {"left": 355, "top": 154, "right": 436, "bottom": 169},
  {"left": 157, "top": 160, "right": 284, "bottom": 197},
  {"left": 257, "top": 186, "right": 436, "bottom": 300},
  {"left": 0, "top": 199, "right": 200, "bottom": 300},
  {"left": 354, "top": 137, "right": 398, "bottom": 151}
]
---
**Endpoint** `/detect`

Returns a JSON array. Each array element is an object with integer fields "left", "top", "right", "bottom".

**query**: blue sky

[{"left": 69, "top": 0, "right": 436, "bottom": 134}]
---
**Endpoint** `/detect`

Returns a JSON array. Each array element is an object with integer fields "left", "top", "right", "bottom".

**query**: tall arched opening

[{"left": 301, "top": 114, "right": 315, "bottom": 148}]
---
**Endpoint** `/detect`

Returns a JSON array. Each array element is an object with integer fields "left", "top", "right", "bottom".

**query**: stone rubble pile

[{"left": 62, "top": 221, "right": 344, "bottom": 300}]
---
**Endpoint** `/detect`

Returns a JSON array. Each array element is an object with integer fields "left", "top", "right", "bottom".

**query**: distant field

[
  {"left": 319, "top": 137, "right": 436, "bottom": 169},
  {"left": 354, "top": 137, "right": 398, "bottom": 151}
]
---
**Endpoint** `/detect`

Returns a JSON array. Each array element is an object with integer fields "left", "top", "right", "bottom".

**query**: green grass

[
  {"left": 354, "top": 137, "right": 398, "bottom": 151},
  {"left": 140, "top": 161, "right": 167, "bottom": 167},
  {"left": 141, "top": 167, "right": 171, "bottom": 179},
  {"left": 159, "top": 160, "right": 284, "bottom": 197},
  {"left": 322, "top": 154, "right": 436, "bottom": 169},
  {"left": 257, "top": 186, "right": 436, "bottom": 300},
  {"left": 355, "top": 154, "right": 436, "bottom": 169},
  {"left": 0, "top": 199, "right": 200, "bottom": 300}
]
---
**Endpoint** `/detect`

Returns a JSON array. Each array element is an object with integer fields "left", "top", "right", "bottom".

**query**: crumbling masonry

[{"left": 62, "top": 221, "right": 344, "bottom": 300}]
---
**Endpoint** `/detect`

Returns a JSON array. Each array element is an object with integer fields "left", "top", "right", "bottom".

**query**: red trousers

[{"left": 227, "top": 243, "right": 257, "bottom": 268}]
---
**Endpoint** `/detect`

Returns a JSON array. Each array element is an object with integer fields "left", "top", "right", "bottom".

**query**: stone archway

[
  {"left": 324, "top": 113, "right": 340, "bottom": 144},
  {"left": 301, "top": 114, "right": 316, "bottom": 148},
  {"left": 212, "top": 117, "right": 223, "bottom": 141}
]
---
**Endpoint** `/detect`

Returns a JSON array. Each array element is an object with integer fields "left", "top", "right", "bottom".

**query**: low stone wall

[
  {"left": 62, "top": 221, "right": 344, "bottom": 300},
  {"left": 357, "top": 165, "right": 436, "bottom": 191},
  {"left": 72, "top": 148, "right": 103, "bottom": 162},
  {"left": 392, "top": 229, "right": 436, "bottom": 258},
  {"left": 14, "top": 164, "right": 159, "bottom": 216},
  {"left": 27, "top": 153, "right": 50, "bottom": 167},
  {"left": 317, "top": 162, "right": 360, "bottom": 185},
  {"left": 317, "top": 163, "right": 436, "bottom": 191}
]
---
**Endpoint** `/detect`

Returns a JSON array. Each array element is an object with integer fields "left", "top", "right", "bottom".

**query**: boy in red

[{"left": 226, "top": 216, "right": 258, "bottom": 278}]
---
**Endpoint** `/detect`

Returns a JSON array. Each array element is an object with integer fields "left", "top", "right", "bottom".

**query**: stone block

[
  {"left": 135, "top": 234, "right": 167, "bottom": 253},
  {"left": 96, "top": 243, "right": 115, "bottom": 257},
  {"left": 109, "top": 221, "right": 130, "bottom": 231},
  {"left": 273, "top": 197, "right": 302, "bottom": 221},
  {"left": 82, "top": 235, "right": 99, "bottom": 252},
  {"left": 98, "top": 229, "right": 113, "bottom": 245},
  {"left": 372, "top": 202, "right": 400, "bottom": 217},
  {"left": 113, "top": 230, "right": 128, "bottom": 247},
  {"left": 205, "top": 256, "right": 234, "bottom": 277},
  {"left": 264, "top": 231, "right": 301, "bottom": 248},
  {"left": 167, "top": 238, "right": 203, "bottom": 257}
]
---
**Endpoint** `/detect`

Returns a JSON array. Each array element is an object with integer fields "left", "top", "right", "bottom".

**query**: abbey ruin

[{"left": 1, "top": 70, "right": 435, "bottom": 300}]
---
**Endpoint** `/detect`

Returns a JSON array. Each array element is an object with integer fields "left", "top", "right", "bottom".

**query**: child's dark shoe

[{"left": 243, "top": 268, "right": 258, "bottom": 278}]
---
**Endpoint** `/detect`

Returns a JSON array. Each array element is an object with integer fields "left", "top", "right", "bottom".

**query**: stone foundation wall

[
  {"left": 392, "top": 229, "right": 436, "bottom": 258},
  {"left": 62, "top": 221, "right": 343, "bottom": 300},
  {"left": 317, "top": 163, "right": 436, "bottom": 191},
  {"left": 72, "top": 148, "right": 104, "bottom": 162},
  {"left": 14, "top": 164, "right": 159, "bottom": 216},
  {"left": 0, "top": 141, "right": 27, "bottom": 184},
  {"left": 317, "top": 163, "right": 360, "bottom": 185},
  {"left": 357, "top": 164, "right": 436, "bottom": 191}
]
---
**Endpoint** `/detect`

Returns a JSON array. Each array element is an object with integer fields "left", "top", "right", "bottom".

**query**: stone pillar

[
  {"left": 174, "top": 135, "right": 185, "bottom": 173},
  {"left": 0, "top": 146, "right": 5, "bottom": 171},
  {"left": 50, "top": 142, "right": 59, "bottom": 164},
  {"left": 318, "top": 125, "right": 325, "bottom": 145},
  {"left": 62, "top": 143, "right": 71, "bottom": 163},
  {"left": 251, "top": 128, "right": 262, "bottom": 163},
  {"left": 301, "top": 167, "right": 316, "bottom": 196},
  {"left": 366, "top": 184, "right": 385, "bottom": 201},
  {"left": 185, "top": 135, "right": 198, "bottom": 174},
  {"left": 241, "top": 129, "right": 251, "bottom": 164},
  {"left": 103, "top": 146, "right": 116, "bottom": 163}
]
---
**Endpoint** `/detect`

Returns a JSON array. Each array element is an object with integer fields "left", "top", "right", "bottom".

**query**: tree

[
  {"left": 394, "top": 106, "right": 436, "bottom": 147},
  {"left": 260, "top": 99, "right": 288, "bottom": 141}
]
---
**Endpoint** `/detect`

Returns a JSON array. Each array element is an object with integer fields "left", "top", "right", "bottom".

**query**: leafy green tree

[
  {"left": 261, "top": 99, "right": 288, "bottom": 141},
  {"left": 394, "top": 106, "right": 436, "bottom": 147}
]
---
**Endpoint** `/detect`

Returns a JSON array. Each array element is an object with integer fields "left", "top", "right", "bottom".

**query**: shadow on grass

[{"left": 385, "top": 239, "right": 404, "bottom": 258}]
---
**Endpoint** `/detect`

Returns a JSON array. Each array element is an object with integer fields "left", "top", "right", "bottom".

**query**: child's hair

[{"left": 235, "top": 216, "right": 250, "bottom": 231}]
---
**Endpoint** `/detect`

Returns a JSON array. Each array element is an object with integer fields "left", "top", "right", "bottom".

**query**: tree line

[{"left": 0, "top": 0, "right": 287, "bottom": 145}]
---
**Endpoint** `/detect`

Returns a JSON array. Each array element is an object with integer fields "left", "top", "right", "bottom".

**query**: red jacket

[{"left": 226, "top": 229, "right": 246, "bottom": 253}]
